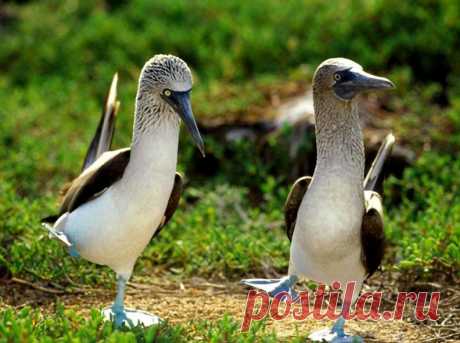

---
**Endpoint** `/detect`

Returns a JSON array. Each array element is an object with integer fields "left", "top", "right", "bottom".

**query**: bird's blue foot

[
  {"left": 112, "top": 306, "right": 130, "bottom": 327},
  {"left": 42, "top": 223, "right": 79, "bottom": 258},
  {"left": 331, "top": 316, "right": 346, "bottom": 337},
  {"left": 240, "top": 275, "right": 299, "bottom": 301},
  {"left": 308, "top": 316, "right": 363, "bottom": 343},
  {"left": 68, "top": 245, "right": 80, "bottom": 258},
  {"left": 102, "top": 275, "right": 161, "bottom": 328},
  {"left": 102, "top": 306, "right": 131, "bottom": 328},
  {"left": 102, "top": 307, "right": 161, "bottom": 328}
]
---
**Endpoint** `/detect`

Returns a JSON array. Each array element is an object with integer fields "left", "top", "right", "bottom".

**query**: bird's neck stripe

[
  {"left": 132, "top": 93, "right": 179, "bottom": 145},
  {"left": 314, "top": 98, "right": 365, "bottom": 178}
]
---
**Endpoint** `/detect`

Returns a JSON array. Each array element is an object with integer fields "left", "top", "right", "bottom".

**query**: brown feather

[
  {"left": 361, "top": 191, "right": 385, "bottom": 278},
  {"left": 151, "top": 173, "right": 183, "bottom": 240},
  {"left": 41, "top": 71, "right": 183, "bottom": 237},
  {"left": 82, "top": 73, "right": 119, "bottom": 171},
  {"left": 284, "top": 176, "right": 312, "bottom": 241},
  {"left": 41, "top": 149, "right": 130, "bottom": 224},
  {"left": 59, "top": 148, "right": 130, "bottom": 215},
  {"left": 42, "top": 149, "right": 183, "bottom": 242}
]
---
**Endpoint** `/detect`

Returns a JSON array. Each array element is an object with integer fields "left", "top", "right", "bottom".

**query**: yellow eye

[
  {"left": 164, "top": 89, "right": 171, "bottom": 97},
  {"left": 334, "top": 73, "right": 342, "bottom": 81}
]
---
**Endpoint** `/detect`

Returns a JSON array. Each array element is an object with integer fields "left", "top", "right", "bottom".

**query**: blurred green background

[{"left": 0, "top": 0, "right": 459, "bottom": 341}]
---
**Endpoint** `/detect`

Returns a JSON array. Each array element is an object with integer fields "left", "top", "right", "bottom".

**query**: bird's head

[
  {"left": 313, "top": 58, "right": 394, "bottom": 102},
  {"left": 139, "top": 54, "right": 204, "bottom": 156}
]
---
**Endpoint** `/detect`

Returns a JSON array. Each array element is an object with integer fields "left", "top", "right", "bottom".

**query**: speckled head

[
  {"left": 313, "top": 58, "right": 394, "bottom": 101},
  {"left": 136, "top": 54, "right": 204, "bottom": 156},
  {"left": 139, "top": 54, "right": 193, "bottom": 94}
]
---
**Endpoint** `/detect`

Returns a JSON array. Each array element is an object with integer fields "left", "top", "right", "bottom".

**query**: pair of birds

[{"left": 42, "top": 54, "right": 394, "bottom": 341}]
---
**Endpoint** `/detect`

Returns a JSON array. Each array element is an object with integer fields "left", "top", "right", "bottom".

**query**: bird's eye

[
  {"left": 163, "top": 89, "right": 172, "bottom": 97},
  {"left": 334, "top": 73, "right": 342, "bottom": 81}
]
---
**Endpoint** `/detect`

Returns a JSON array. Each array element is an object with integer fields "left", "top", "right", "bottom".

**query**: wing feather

[
  {"left": 57, "top": 148, "right": 130, "bottom": 216},
  {"left": 82, "top": 73, "right": 120, "bottom": 171},
  {"left": 152, "top": 173, "right": 183, "bottom": 239},
  {"left": 284, "top": 176, "right": 312, "bottom": 241},
  {"left": 361, "top": 190, "right": 385, "bottom": 278}
]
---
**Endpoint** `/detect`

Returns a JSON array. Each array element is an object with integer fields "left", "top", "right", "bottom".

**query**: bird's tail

[
  {"left": 41, "top": 222, "right": 72, "bottom": 247},
  {"left": 363, "top": 133, "right": 395, "bottom": 191},
  {"left": 81, "top": 73, "right": 120, "bottom": 171}
]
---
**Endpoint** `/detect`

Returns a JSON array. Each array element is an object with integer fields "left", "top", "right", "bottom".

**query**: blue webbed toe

[{"left": 240, "top": 275, "right": 299, "bottom": 301}]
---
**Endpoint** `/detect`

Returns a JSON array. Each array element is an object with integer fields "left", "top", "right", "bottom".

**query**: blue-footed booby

[
  {"left": 42, "top": 54, "right": 204, "bottom": 327},
  {"left": 241, "top": 58, "right": 395, "bottom": 342}
]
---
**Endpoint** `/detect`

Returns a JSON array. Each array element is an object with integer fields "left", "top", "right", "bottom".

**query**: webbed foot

[
  {"left": 42, "top": 223, "right": 79, "bottom": 258},
  {"left": 240, "top": 275, "right": 299, "bottom": 301},
  {"left": 309, "top": 317, "right": 363, "bottom": 343},
  {"left": 68, "top": 245, "right": 80, "bottom": 258},
  {"left": 102, "top": 307, "right": 161, "bottom": 328}
]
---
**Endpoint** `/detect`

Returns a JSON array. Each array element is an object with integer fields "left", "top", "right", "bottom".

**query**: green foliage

[
  {"left": 201, "top": 127, "right": 314, "bottom": 192},
  {"left": 0, "top": 181, "right": 113, "bottom": 285},
  {"left": 144, "top": 184, "right": 288, "bottom": 278},
  {"left": 2, "top": 0, "right": 460, "bottom": 89},
  {"left": 0, "top": 179, "right": 290, "bottom": 284},
  {"left": 0, "top": 0, "right": 459, "bottom": 340},
  {"left": 190, "top": 315, "right": 280, "bottom": 343},
  {"left": 0, "top": 0, "right": 458, "bottom": 284},
  {"left": 0, "top": 307, "right": 281, "bottom": 342},
  {"left": 386, "top": 153, "right": 460, "bottom": 273}
]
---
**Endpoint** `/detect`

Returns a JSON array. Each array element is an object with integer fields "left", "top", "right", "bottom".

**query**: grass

[
  {"left": 0, "top": 0, "right": 459, "bottom": 341},
  {"left": 385, "top": 153, "right": 460, "bottom": 274},
  {"left": 0, "top": 306, "right": 283, "bottom": 342}
]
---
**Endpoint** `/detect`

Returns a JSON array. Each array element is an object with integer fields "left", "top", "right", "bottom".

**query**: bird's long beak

[
  {"left": 163, "top": 90, "right": 205, "bottom": 157},
  {"left": 346, "top": 69, "right": 395, "bottom": 91},
  {"left": 334, "top": 68, "right": 394, "bottom": 100}
]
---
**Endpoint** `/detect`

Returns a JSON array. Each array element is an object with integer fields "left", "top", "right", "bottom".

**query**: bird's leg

[
  {"left": 240, "top": 275, "right": 299, "bottom": 301},
  {"left": 102, "top": 273, "right": 162, "bottom": 328},
  {"left": 110, "top": 275, "right": 131, "bottom": 327},
  {"left": 331, "top": 316, "right": 346, "bottom": 337},
  {"left": 309, "top": 301, "right": 363, "bottom": 343}
]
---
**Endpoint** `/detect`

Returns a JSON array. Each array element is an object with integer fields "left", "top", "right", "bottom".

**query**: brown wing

[
  {"left": 152, "top": 173, "right": 183, "bottom": 240},
  {"left": 361, "top": 190, "right": 385, "bottom": 278},
  {"left": 58, "top": 148, "right": 130, "bottom": 216},
  {"left": 364, "top": 133, "right": 395, "bottom": 191},
  {"left": 284, "top": 176, "right": 312, "bottom": 241},
  {"left": 82, "top": 73, "right": 120, "bottom": 171}
]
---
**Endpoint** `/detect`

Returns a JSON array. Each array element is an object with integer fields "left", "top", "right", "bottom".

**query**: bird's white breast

[
  {"left": 59, "top": 122, "right": 179, "bottom": 277},
  {"left": 290, "top": 168, "right": 365, "bottom": 285}
]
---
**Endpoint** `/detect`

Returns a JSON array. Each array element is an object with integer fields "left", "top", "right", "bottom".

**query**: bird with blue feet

[
  {"left": 42, "top": 55, "right": 205, "bottom": 328},
  {"left": 241, "top": 58, "right": 395, "bottom": 342}
]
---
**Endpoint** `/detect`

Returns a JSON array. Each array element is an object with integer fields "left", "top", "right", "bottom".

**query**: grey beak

[
  {"left": 334, "top": 68, "right": 394, "bottom": 100},
  {"left": 347, "top": 69, "right": 395, "bottom": 90},
  {"left": 163, "top": 91, "right": 205, "bottom": 157}
]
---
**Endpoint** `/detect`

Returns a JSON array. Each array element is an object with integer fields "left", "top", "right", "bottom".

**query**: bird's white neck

[
  {"left": 119, "top": 94, "right": 180, "bottom": 195},
  {"left": 130, "top": 120, "right": 179, "bottom": 171},
  {"left": 313, "top": 94, "right": 364, "bottom": 185}
]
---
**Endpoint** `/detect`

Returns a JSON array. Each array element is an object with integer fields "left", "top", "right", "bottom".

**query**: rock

[{"left": 275, "top": 90, "right": 315, "bottom": 128}]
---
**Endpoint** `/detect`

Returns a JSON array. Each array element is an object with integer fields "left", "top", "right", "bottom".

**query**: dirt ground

[{"left": 1, "top": 276, "right": 459, "bottom": 343}]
